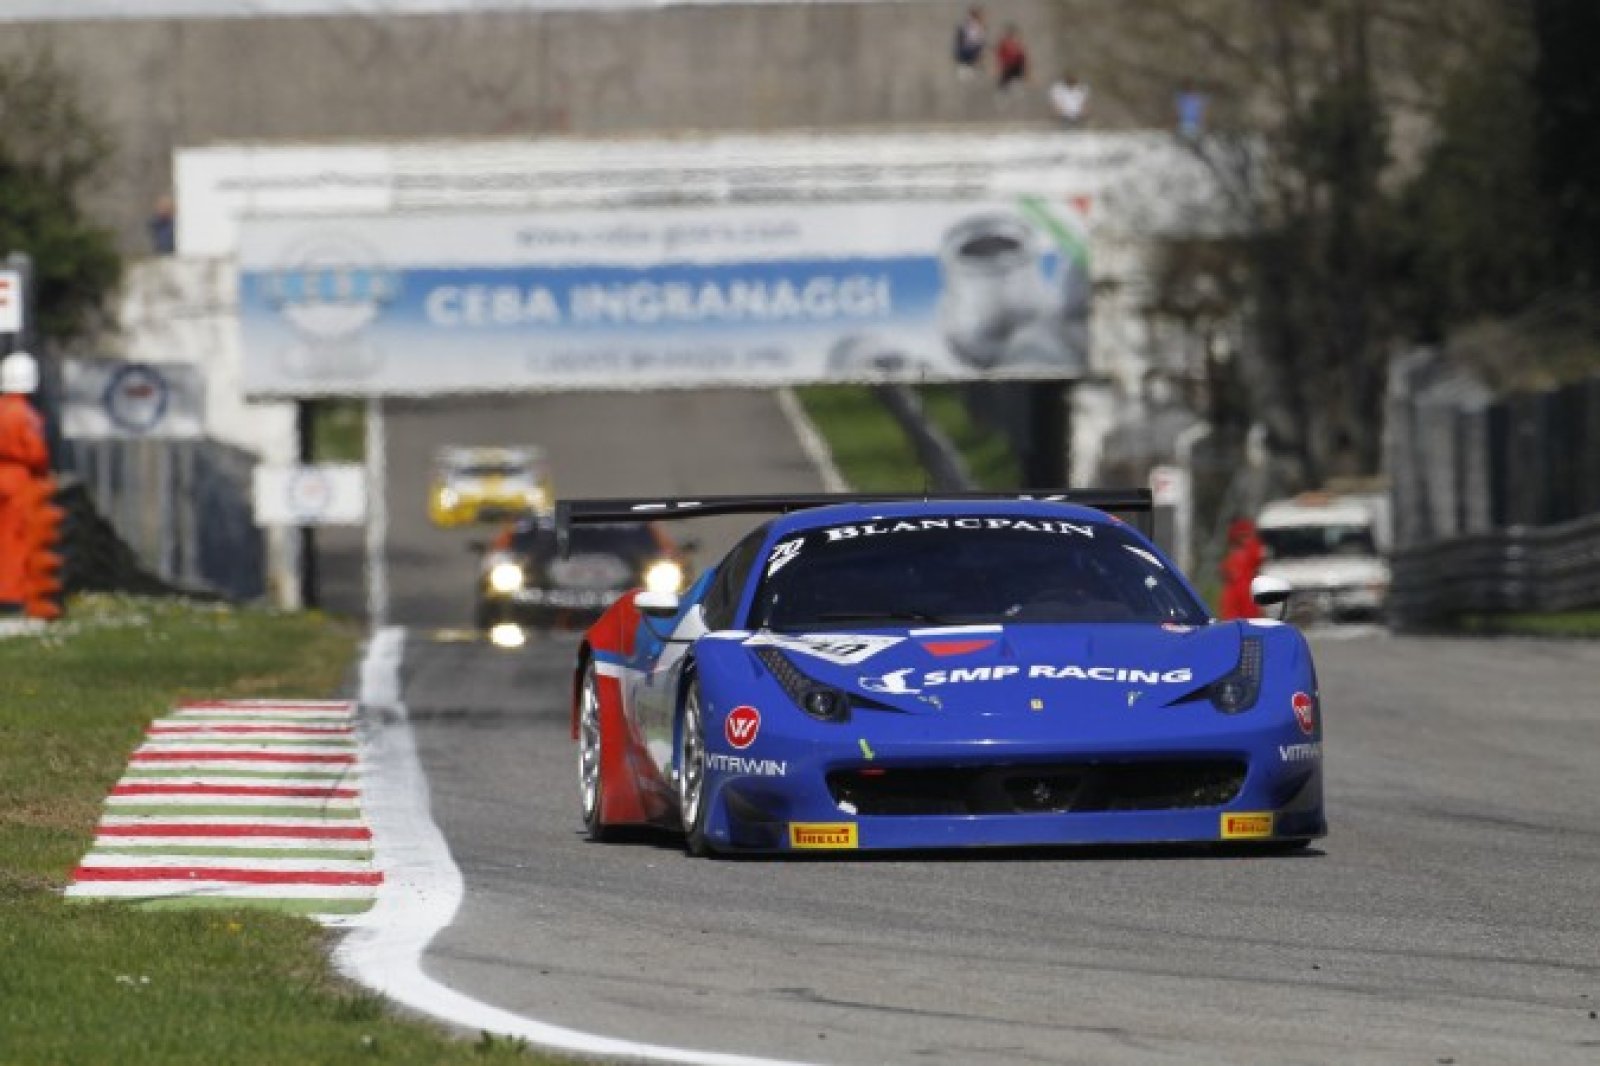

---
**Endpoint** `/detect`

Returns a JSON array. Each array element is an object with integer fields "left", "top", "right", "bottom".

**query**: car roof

[
  {"left": 767, "top": 498, "right": 1130, "bottom": 538},
  {"left": 437, "top": 445, "right": 544, "bottom": 464}
]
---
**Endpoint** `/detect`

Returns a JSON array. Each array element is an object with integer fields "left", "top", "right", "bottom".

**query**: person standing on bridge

[
  {"left": 995, "top": 24, "right": 1028, "bottom": 93},
  {"left": 953, "top": 7, "right": 988, "bottom": 81},
  {"left": 1049, "top": 71, "right": 1089, "bottom": 127},
  {"left": 0, "top": 352, "right": 50, "bottom": 614}
]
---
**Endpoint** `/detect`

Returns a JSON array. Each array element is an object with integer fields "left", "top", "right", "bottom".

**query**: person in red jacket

[
  {"left": 0, "top": 352, "right": 50, "bottom": 612},
  {"left": 1218, "top": 517, "right": 1264, "bottom": 620},
  {"left": 995, "top": 24, "right": 1027, "bottom": 92}
]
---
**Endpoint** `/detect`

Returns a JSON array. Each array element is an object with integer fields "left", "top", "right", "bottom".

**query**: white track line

[
  {"left": 338, "top": 626, "right": 815, "bottom": 1066},
  {"left": 776, "top": 386, "right": 849, "bottom": 493}
]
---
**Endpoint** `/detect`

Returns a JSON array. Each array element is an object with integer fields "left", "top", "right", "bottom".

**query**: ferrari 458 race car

[
  {"left": 563, "top": 492, "right": 1326, "bottom": 856},
  {"left": 429, "top": 445, "right": 552, "bottom": 528}
]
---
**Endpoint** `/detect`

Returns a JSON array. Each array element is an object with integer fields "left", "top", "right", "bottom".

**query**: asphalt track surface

[{"left": 328, "top": 394, "right": 1600, "bottom": 1064}]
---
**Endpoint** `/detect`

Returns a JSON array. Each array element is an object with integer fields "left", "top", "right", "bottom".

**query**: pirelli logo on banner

[
  {"left": 1221, "top": 812, "right": 1275, "bottom": 839},
  {"left": 789, "top": 822, "right": 859, "bottom": 850}
]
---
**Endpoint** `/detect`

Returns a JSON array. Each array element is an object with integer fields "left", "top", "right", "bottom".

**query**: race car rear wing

[{"left": 556, "top": 490, "right": 1154, "bottom": 551}]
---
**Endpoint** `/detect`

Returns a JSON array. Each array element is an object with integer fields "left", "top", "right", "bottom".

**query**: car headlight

[
  {"left": 488, "top": 562, "right": 524, "bottom": 593},
  {"left": 1209, "top": 637, "right": 1263, "bottom": 713},
  {"left": 754, "top": 647, "right": 851, "bottom": 723},
  {"left": 643, "top": 560, "right": 683, "bottom": 594},
  {"left": 438, "top": 488, "right": 459, "bottom": 508}
]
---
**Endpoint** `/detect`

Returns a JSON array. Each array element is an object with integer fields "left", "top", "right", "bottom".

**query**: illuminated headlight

[
  {"left": 644, "top": 560, "right": 684, "bottom": 594},
  {"left": 488, "top": 562, "right": 525, "bottom": 592},
  {"left": 489, "top": 623, "right": 526, "bottom": 649},
  {"left": 438, "top": 488, "right": 459, "bottom": 508}
]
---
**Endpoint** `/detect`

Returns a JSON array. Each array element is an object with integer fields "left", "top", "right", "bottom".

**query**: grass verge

[
  {"left": 918, "top": 385, "right": 1021, "bottom": 490},
  {"left": 313, "top": 400, "right": 366, "bottom": 462},
  {"left": 795, "top": 384, "right": 1022, "bottom": 492},
  {"left": 794, "top": 385, "right": 924, "bottom": 491},
  {"left": 0, "top": 595, "right": 545, "bottom": 1064}
]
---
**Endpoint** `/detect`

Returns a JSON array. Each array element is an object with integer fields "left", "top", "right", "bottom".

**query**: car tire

[
  {"left": 678, "top": 675, "right": 715, "bottom": 857},
  {"left": 577, "top": 663, "right": 614, "bottom": 842}
]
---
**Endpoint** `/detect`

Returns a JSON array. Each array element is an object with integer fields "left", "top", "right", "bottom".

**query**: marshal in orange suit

[{"left": 0, "top": 352, "right": 51, "bottom": 613}]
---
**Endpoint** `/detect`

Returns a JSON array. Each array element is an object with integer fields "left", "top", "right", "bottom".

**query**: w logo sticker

[{"left": 724, "top": 706, "right": 761, "bottom": 749}]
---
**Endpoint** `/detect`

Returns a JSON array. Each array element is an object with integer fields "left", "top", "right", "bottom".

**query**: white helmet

[{"left": 0, "top": 351, "right": 39, "bottom": 395}]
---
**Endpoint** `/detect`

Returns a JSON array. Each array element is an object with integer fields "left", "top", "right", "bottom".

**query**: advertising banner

[
  {"left": 61, "top": 359, "right": 206, "bottom": 440},
  {"left": 236, "top": 199, "right": 1091, "bottom": 397}
]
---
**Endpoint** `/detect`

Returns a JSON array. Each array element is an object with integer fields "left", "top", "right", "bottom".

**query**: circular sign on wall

[
  {"left": 103, "top": 363, "right": 171, "bottom": 435},
  {"left": 285, "top": 468, "right": 336, "bottom": 522}
]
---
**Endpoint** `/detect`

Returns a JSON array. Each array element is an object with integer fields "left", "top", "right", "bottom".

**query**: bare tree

[{"left": 1103, "top": 0, "right": 1515, "bottom": 487}]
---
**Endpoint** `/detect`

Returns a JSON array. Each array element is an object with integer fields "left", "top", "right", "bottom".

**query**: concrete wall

[{"left": 1, "top": 2, "right": 1166, "bottom": 251}]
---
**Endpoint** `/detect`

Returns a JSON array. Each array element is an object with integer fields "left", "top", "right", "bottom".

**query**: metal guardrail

[{"left": 1389, "top": 510, "right": 1600, "bottom": 627}]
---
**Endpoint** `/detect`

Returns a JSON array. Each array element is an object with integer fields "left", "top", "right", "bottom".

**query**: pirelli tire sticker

[
  {"left": 788, "top": 822, "right": 859, "bottom": 849},
  {"left": 1220, "top": 812, "right": 1275, "bottom": 840}
]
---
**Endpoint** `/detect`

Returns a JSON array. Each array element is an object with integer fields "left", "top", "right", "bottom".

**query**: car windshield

[
  {"left": 514, "top": 522, "right": 657, "bottom": 561},
  {"left": 452, "top": 462, "right": 531, "bottom": 479},
  {"left": 1260, "top": 524, "right": 1376, "bottom": 559},
  {"left": 751, "top": 516, "right": 1206, "bottom": 628}
]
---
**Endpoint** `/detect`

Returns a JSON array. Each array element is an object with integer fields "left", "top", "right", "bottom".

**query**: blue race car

[{"left": 561, "top": 492, "right": 1325, "bottom": 856}]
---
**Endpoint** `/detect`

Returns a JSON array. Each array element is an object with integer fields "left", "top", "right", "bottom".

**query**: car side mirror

[
  {"left": 1250, "top": 575, "right": 1292, "bottom": 620},
  {"left": 635, "top": 590, "right": 680, "bottom": 618}
]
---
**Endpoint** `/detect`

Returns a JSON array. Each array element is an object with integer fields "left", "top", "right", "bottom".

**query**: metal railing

[
  {"left": 1388, "top": 511, "right": 1600, "bottom": 627},
  {"left": 57, "top": 438, "right": 264, "bottom": 602}
]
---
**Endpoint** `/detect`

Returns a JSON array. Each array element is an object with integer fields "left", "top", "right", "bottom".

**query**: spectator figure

[
  {"left": 1218, "top": 518, "right": 1264, "bottom": 620},
  {"left": 0, "top": 352, "right": 49, "bottom": 614},
  {"left": 1175, "top": 82, "right": 1208, "bottom": 139},
  {"left": 995, "top": 24, "right": 1027, "bottom": 92},
  {"left": 1049, "top": 71, "right": 1089, "bottom": 127},
  {"left": 148, "top": 194, "right": 176, "bottom": 255},
  {"left": 953, "top": 7, "right": 987, "bottom": 81}
]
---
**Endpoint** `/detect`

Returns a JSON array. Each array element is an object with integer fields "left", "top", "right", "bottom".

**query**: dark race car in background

[
  {"left": 475, "top": 515, "right": 694, "bottom": 645},
  {"left": 561, "top": 492, "right": 1326, "bottom": 856}
]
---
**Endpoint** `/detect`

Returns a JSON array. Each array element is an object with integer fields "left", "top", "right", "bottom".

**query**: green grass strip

[
  {"left": 88, "top": 846, "right": 375, "bottom": 861},
  {"left": 103, "top": 805, "right": 365, "bottom": 819},
  {"left": 918, "top": 385, "right": 1022, "bottom": 490},
  {"left": 793, "top": 385, "right": 921, "bottom": 491},
  {"left": 120, "top": 897, "right": 376, "bottom": 915},
  {"left": 0, "top": 595, "right": 554, "bottom": 1063}
]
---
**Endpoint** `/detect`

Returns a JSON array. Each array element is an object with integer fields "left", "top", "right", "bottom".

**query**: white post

[
  {"left": 1174, "top": 422, "right": 1212, "bottom": 575},
  {"left": 364, "top": 397, "right": 389, "bottom": 629}
]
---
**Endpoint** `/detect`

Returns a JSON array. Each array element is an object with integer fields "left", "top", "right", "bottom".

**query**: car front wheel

[{"left": 578, "top": 664, "right": 612, "bottom": 841}]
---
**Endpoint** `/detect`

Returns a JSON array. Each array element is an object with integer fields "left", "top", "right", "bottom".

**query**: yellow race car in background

[{"left": 429, "top": 445, "right": 553, "bottom": 528}]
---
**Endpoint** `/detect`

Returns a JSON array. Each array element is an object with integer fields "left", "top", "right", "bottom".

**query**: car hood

[
  {"left": 745, "top": 622, "right": 1243, "bottom": 715},
  {"left": 1260, "top": 556, "right": 1388, "bottom": 589}
]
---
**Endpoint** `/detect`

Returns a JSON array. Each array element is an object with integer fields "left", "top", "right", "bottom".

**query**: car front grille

[{"left": 827, "top": 759, "right": 1246, "bottom": 816}]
